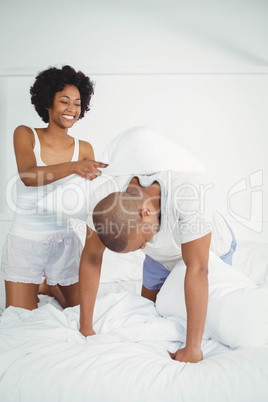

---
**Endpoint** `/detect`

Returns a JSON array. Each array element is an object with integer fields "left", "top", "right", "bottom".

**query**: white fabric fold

[
  {"left": 1, "top": 291, "right": 268, "bottom": 402},
  {"left": 37, "top": 126, "right": 205, "bottom": 218},
  {"left": 156, "top": 251, "right": 268, "bottom": 348}
]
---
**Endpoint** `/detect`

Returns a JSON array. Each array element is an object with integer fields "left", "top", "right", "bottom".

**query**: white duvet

[{"left": 0, "top": 289, "right": 268, "bottom": 402}]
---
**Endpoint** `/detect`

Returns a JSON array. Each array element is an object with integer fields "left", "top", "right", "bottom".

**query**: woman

[{"left": 1, "top": 65, "right": 107, "bottom": 310}]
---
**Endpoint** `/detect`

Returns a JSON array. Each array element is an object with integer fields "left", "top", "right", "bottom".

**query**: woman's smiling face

[{"left": 48, "top": 84, "right": 81, "bottom": 128}]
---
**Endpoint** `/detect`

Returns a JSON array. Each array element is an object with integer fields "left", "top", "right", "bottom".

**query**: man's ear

[{"left": 140, "top": 208, "right": 151, "bottom": 219}]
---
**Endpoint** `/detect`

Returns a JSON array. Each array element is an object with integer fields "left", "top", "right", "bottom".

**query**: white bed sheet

[
  {"left": 0, "top": 290, "right": 268, "bottom": 402},
  {"left": 0, "top": 240, "right": 268, "bottom": 402}
]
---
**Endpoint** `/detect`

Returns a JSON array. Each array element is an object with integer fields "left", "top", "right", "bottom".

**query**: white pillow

[
  {"left": 100, "top": 248, "right": 144, "bottom": 283},
  {"left": 102, "top": 126, "right": 206, "bottom": 176},
  {"left": 37, "top": 126, "right": 205, "bottom": 217},
  {"left": 155, "top": 252, "right": 268, "bottom": 348},
  {"left": 71, "top": 219, "right": 144, "bottom": 283},
  {"left": 37, "top": 174, "right": 107, "bottom": 221},
  {"left": 206, "top": 284, "right": 268, "bottom": 348},
  {"left": 232, "top": 240, "right": 268, "bottom": 285}
]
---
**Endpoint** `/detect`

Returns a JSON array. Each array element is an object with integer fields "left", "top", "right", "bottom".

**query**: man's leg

[
  {"left": 141, "top": 285, "right": 160, "bottom": 303},
  {"left": 142, "top": 255, "right": 170, "bottom": 302}
]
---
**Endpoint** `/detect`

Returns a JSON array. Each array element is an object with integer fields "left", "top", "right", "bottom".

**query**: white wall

[
  {"left": 0, "top": 0, "right": 267, "bottom": 258},
  {"left": 1, "top": 0, "right": 267, "bottom": 71}
]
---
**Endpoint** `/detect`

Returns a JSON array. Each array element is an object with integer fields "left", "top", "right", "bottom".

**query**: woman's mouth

[{"left": 62, "top": 114, "right": 75, "bottom": 121}]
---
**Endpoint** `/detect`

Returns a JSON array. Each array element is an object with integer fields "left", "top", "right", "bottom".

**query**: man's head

[{"left": 93, "top": 191, "right": 160, "bottom": 253}]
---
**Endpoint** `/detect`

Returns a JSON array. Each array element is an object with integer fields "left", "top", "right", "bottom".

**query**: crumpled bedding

[{"left": 0, "top": 291, "right": 268, "bottom": 402}]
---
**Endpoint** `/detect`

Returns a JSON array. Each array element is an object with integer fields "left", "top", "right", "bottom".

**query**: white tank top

[{"left": 10, "top": 127, "right": 80, "bottom": 240}]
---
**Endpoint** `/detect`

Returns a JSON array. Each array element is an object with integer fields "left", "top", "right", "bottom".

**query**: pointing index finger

[{"left": 94, "top": 161, "right": 109, "bottom": 168}]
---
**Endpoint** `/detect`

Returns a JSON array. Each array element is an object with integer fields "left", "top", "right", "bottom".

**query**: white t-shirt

[{"left": 87, "top": 171, "right": 232, "bottom": 271}]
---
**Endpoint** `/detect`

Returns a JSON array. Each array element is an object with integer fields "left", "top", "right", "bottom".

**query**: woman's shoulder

[
  {"left": 14, "top": 125, "right": 34, "bottom": 137},
  {"left": 13, "top": 126, "right": 38, "bottom": 156},
  {"left": 13, "top": 125, "right": 35, "bottom": 143},
  {"left": 78, "top": 139, "right": 94, "bottom": 159}
]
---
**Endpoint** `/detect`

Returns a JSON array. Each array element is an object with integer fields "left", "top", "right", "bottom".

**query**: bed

[
  {"left": 1, "top": 126, "right": 268, "bottom": 402},
  {"left": 0, "top": 237, "right": 268, "bottom": 402}
]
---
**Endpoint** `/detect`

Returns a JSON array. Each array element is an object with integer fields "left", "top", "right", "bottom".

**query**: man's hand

[
  {"left": 79, "top": 227, "right": 106, "bottom": 339},
  {"left": 168, "top": 346, "right": 203, "bottom": 363},
  {"left": 80, "top": 326, "right": 96, "bottom": 337}
]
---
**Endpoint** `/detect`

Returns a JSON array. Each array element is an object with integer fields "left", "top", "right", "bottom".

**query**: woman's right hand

[{"left": 74, "top": 159, "right": 108, "bottom": 180}]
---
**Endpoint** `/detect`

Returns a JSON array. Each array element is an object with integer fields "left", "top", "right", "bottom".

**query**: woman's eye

[
  {"left": 60, "top": 101, "right": 68, "bottom": 104},
  {"left": 75, "top": 104, "right": 81, "bottom": 107}
]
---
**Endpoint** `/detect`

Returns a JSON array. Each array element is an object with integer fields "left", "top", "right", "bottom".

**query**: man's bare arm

[
  {"left": 79, "top": 226, "right": 106, "bottom": 336},
  {"left": 170, "top": 233, "right": 211, "bottom": 363}
]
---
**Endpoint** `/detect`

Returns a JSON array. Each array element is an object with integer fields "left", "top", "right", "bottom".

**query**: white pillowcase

[
  {"left": 70, "top": 219, "right": 144, "bottom": 283},
  {"left": 155, "top": 252, "right": 268, "bottom": 348},
  {"left": 102, "top": 126, "right": 206, "bottom": 176},
  {"left": 37, "top": 126, "right": 205, "bottom": 218},
  {"left": 100, "top": 248, "right": 144, "bottom": 283},
  {"left": 232, "top": 240, "right": 268, "bottom": 285},
  {"left": 206, "top": 284, "right": 268, "bottom": 348}
]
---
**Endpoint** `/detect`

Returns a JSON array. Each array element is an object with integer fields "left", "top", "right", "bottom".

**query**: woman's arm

[{"left": 14, "top": 126, "right": 107, "bottom": 186}]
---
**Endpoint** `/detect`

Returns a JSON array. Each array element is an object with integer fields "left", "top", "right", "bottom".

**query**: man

[{"left": 79, "top": 168, "right": 236, "bottom": 364}]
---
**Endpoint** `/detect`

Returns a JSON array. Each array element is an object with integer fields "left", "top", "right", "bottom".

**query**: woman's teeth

[{"left": 62, "top": 115, "right": 74, "bottom": 120}]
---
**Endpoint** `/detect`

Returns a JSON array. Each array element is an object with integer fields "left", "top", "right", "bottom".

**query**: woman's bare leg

[
  {"left": 58, "top": 282, "right": 80, "bottom": 307},
  {"left": 38, "top": 278, "right": 68, "bottom": 309},
  {"left": 5, "top": 280, "right": 39, "bottom": 310},
  {"left": 39, "top": 279, "right": 80, "bottom": 308}
]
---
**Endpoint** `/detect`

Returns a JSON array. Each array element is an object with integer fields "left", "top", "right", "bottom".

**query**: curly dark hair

[{"left": 30, "top": 65, "right": 94, "bottom": 123}]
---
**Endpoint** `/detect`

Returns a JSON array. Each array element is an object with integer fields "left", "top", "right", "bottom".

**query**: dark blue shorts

[{"left": 143, "top": 223, "right": 237, "bottom": 291}]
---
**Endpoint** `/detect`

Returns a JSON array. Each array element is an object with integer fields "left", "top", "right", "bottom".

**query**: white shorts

[{"left": 1, "top": 231, "right": 83, "bottom": 286}]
